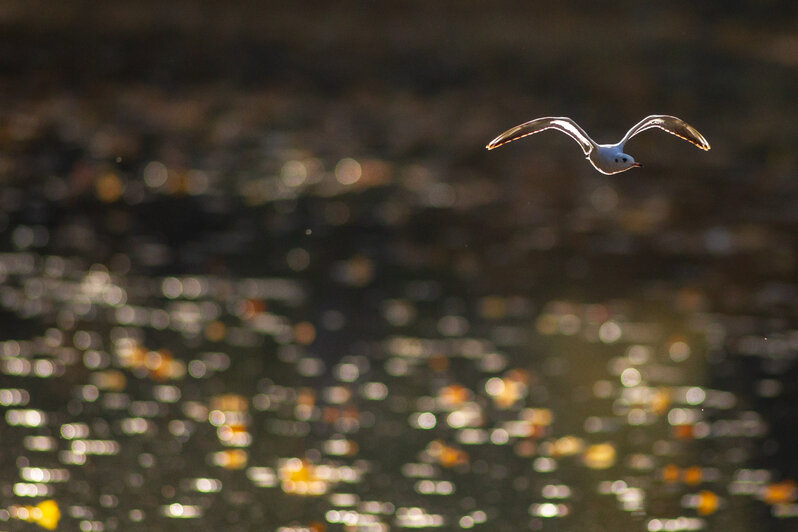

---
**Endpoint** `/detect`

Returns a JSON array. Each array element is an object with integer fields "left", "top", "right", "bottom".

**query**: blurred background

[{"left": 1, "top": 1, "right": 798, "bottom": 530}]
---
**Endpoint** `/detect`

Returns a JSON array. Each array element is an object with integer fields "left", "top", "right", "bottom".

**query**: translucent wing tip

[
  {"left": 695, "top": 132, "right": 711, "bottom": 151},
  {"left": 682, "top": 128, "right": 711, "bottom": 151},
  {"left": 682, "top": 121, "right": 711, "bottom": 151}
]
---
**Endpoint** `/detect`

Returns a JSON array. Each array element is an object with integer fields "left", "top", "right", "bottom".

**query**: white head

[{"left": 610, "top": 153, "right": 642, "bottom": 173}]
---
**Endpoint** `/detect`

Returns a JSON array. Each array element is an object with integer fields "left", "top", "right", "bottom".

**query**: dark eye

[
  {"left": 622, "top": 157, "right": 628, "bottom": 163},
  {"left": 614, "top": 158, "right": 619, "bottom": 163}
]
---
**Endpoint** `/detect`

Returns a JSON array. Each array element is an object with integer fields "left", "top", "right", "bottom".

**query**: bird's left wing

[{"left": 620, "top": 115, "right": 710, "bottom": 151}]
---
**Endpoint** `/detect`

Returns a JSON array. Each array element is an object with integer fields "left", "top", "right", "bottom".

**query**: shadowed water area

[{"left": 1, "top": 2, "right": 798, "bottom": 531}]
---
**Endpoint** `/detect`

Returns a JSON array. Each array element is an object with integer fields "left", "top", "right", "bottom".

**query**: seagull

[{"left": 486, "top": 115, "right": 710, "bottom": 175}]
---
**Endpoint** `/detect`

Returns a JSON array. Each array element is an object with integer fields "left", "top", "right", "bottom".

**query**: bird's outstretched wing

[
  {"left": 620, "top": 115, "right": 710, "bottom": 151},
  {"left": 485, "top": 116, "right": 596, "bottom": 155}
]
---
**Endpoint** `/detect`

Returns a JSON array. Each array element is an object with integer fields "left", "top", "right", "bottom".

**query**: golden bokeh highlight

[
  {"left": 582, "top": 443, "right": 616, "bottom": 470},
  {"left": 9, "top": 499, "right": 60, "bottom": 530},
  {"left": 696, "top": 490, "right": 719, "bottom": 515}
]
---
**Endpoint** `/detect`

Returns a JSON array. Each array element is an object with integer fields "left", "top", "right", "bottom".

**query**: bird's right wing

[{"left": 485, "top": 116, "right": 596, "bottom": 155}]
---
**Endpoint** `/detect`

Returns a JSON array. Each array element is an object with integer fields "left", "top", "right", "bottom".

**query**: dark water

[{"left": 1, "top": 2, "right": 798, "bottom": 531}]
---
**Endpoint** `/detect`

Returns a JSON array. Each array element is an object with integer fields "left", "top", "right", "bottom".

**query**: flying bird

[{"left": 486, "top": 115, "right": 710, "bottom": 175}]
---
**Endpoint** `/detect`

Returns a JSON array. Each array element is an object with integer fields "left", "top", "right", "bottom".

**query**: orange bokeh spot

[
  {"left": 242, "top": 299, "right": 267, "bottom": 318},
  {"left": 683, "top": 466, "right": 703, "bottom": 486},
  {"left": 763, "top": 480, "right": 798, "bottom": 505},
  {"left": 428, "top": 440, "right": 468, "bottom": 468},
  {"left": 651, "top": 388, "right": 671, "bottom": 415},
  {"left": 696, "top": 490, "right": 719, "bottom": 515},
  {"left": 505, "top": 368, "right": 530, "bottom": 384},
  {"left": 493, "top": 378, "right": 526, "bottom": 409},
  {"left": 218, "top": 449, "right": 248, "bottom": 469},
  {"left": 294, "top": 322, "right": 317, "bottom": 345},
  {"left": 297, "top": 388, "right": 316, "bottom": 407},
  {"left": 149, "top": 349, "right": 175, "bottom": 381},
  {"left": 439, "top": 384, "right": 469, "bottom": 407},
  {"left": 439, "top": 446, "right": 468, "bottom": 468},
  {"left": 211, "top": 394, "right": 248, "bottom": 412},
  {"left": 227, "top": 424, "right": 248, "bottom": 435},
  {"left": 662, "top": 464, "right": 680, "bottom": 483},
  {"left": 673, "top": 424, "right": 694, "bottom": 440}
]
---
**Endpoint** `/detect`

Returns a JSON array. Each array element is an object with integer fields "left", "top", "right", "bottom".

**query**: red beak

[{"left": 632, "top": 162, "right": 643, "bottom": 168}]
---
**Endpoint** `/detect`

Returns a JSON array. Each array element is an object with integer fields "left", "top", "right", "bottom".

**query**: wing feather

[
  {"left": 620, "top": 115, "right": 710, "bottom": 151},
  {"left": 486, "top": 117, "right": 596, "bottom": 155}
]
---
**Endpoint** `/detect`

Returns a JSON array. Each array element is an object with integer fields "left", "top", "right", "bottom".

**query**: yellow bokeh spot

[
  {"left": 35, "top": 500, "right": 60, "bottom": 530},
  {"left": 278, "top": 459, "right": 329, "bottom": 495},
  {"left": 582, "top": 443, "right": 616, "bottom": 470},
  {"left": 551, "top": 435, "right": 585, "bottom": 457},
  {"left": 216, "top": 449, "right": 248, "bottom": 469},
  {"left": 285, "top": 461, "right": 312, "bottom": 483},
  {"left": 16, "top": 500, "right": 60, "bottom": 530}
]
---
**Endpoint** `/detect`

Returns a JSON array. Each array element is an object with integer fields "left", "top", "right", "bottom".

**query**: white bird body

[{"left": 486, "top": 115, "right": 710, "bottom": 175}]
